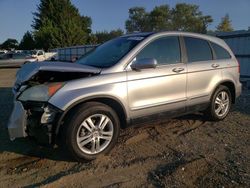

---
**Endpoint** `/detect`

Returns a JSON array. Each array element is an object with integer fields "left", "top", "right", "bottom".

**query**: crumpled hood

[{"left": 15, "top": 61, "right": 101, "bottom": 84}]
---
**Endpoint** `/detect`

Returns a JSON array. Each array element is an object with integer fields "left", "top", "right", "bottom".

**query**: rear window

[
  {"left": 184, "top": 37, "right": 213, "bottom": 62},
  {"left": 211, "top": 42, "right": 231, "bottom": 60}
]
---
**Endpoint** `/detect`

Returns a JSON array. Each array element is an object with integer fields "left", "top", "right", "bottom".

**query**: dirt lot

[{"left": 0, "top": 68, "right": 249, "bottom": 188}]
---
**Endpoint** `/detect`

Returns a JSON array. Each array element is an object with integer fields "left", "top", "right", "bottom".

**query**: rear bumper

[
  {"left": 236, "top": 82, "right": 242, "bottom": 98},
  {"left": 7, "top": 101, "right": 28, "bottom": 140}
]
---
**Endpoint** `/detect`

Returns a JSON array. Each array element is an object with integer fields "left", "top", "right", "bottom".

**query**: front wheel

[
  {"left": 63, "top": 102, "right": 120, "bottom": 161},
  {"left": 205, "top": 85, "right": 232, "bottom": 121}
]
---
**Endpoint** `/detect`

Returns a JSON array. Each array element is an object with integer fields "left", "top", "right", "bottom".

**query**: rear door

[
  {"left": 184, "top": 36, "right": 222, "bottom": 109},
  {"left": 127, "top": 35, "right": 187, "bottom": 119},
  {"left": 210, "top": 42, "right": 238, "bottom": 78}
]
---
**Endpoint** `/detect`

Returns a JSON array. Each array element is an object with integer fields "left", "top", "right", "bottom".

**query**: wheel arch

[
  {"left": 55, "top": 95, "right": 129, "bottom": 136},
  {"left": 212, "top": 80, "right": 236, "bottom": 103}
]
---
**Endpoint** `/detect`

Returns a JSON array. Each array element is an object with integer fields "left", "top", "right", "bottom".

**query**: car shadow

[{"left": 0, "top": 87, "right": 74, "bottom": 162}]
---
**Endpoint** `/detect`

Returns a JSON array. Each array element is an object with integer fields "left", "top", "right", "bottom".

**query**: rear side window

[
  {"left": 211, "top": 42, "right": 231, "bottom": 59},
  {"left": 184, "top": 37, "right": 212, "bottom": 62},
  {"left": 136, "top": 36, "right": 181, "bottom": 65}
]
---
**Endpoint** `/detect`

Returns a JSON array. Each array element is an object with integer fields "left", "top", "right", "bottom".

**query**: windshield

[{"left": 76, "top": 36, "right": 145, "bottom": 68}]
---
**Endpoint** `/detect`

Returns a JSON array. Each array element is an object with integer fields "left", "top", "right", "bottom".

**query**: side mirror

[{"left": 130, "top": 58, "right": 157, "bottom": 70}]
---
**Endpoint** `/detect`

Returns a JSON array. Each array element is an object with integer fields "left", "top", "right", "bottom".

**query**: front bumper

[
  {"left": 7, "top": 100, "right": 62, "bottom": 144},
  {"left": 8, "top": 101, "right": 28, "bottom": 140}
]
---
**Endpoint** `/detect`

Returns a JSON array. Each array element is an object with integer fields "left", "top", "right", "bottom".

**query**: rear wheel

[
  {"left": 63, "top": 102, "right": 120, "bottom": 161},
  {"left": 205, "top": 85, "right": 232, "bottom": 121}
]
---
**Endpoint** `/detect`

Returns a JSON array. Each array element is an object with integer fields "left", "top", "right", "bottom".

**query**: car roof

[
  {"left": 123, "top": 31, "right": 219, "bottom": 41},
  {"left": 121, "top": 32, "right": 155, "bottom": 38},
  {"left": 122, "top": 31, "right": 230, "bottom": 53}
]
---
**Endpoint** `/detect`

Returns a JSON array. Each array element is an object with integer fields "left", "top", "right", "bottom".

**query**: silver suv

[{"left": 8, "top": 32, "right": 242, "bottom": 161}]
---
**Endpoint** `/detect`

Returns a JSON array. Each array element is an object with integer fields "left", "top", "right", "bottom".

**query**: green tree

[
  {"left": 0, "top": 38, "right": 19, "bottom": 50},
  {"left": 216, "top": 14, "right": 233, "bottom": 32},
  {"left": 87, "top": 34, "right": 98, "bottom": 45},
  {"left": 81, "top": 16, "right": 92, "bottom": 34},
  {"left": 125, "top": 3, "right": 213, "bottom": 33},
  {"left": 32, "top": 0, "right": 92, "bottom": 50},
  {"left": 93, "top": 29, "right": 124, "bottom": 44},
  {"left": 19, "top": 31, "right": 36, "bottom": 50},
  {"left": 149, "top": 5, "right": 171, "bottom": 31},
  {"left": 125, "top": 7, "right": 150, "bottom": 33},
  {"left": 171, "top": 3, "right": 213, "bottom": 33}
]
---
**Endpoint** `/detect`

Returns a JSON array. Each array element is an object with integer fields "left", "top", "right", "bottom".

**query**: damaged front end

[
  {"left": 8, "top": 61, "right": 101, "bottom": 144},
  {"left": 8, "top": 84, "right": 64, "bottom": 145},
  {"left": 23, "top": 101, "right": 62, "bottom": 145},
  {"left": 8, "top": 101, "right": 62, "bottom": 144},
  {"left": 8, "top": 101, "right": 28, "bottom": 140}
]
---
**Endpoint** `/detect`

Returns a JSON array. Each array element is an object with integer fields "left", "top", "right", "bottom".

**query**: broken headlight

[{"left": 18, "top": 82, "right": 64, "bottom": 102}]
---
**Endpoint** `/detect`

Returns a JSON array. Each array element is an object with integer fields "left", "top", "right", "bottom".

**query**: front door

[{"left": 127, "top": 36, "right": 187, "bottom": 120}]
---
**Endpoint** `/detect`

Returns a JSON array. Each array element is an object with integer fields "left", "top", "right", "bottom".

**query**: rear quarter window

[
  {"left": 184, "top": 37, "right": 213, "bottom": 62},
  {"left": 211, "top": 42, "right": 231, "bottom": 59}
]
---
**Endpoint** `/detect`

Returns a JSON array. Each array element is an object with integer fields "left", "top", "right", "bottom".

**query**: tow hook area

[
  {"left": 41, "top": 106, "right": 57, "bottom": 124},
  {"left": 25, "top": 103, "right": 62, "bottom": 145},
  {"left": 40, "top": 105, "right": 59, "bottom": 143}
]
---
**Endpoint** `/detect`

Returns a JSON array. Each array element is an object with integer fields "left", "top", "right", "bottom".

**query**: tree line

[{"left": 0, "top": 0, "right": 237, "bottom": 51}]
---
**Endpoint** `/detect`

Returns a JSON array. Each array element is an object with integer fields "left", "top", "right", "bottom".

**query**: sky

[{"left": 0, "top": 0, "right": 250, "bottom": 43}]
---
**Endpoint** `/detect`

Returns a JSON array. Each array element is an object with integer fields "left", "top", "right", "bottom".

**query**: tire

[
  {"left": 63, "top": 102, "right": 120, "bottom": 161},
  {"left": 205, "top": 85, "right": 232, "bottom": 121}
]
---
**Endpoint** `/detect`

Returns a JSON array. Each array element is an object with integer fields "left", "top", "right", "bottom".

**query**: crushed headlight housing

[{"left": 18, "top": 82, "right": 64, "bottom": 102}]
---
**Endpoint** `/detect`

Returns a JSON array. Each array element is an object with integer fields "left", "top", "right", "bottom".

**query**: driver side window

[{"left": 136, "top": 36, "right": 181, "bottom": 65}]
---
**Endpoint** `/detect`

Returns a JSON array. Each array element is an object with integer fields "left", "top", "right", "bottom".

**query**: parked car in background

[
  {"left": 8, "top": 31, "right": 241, "bottom": 161},
  {"left": 0, "top": 50, "right": 8, "bottom": 55},
  {"left": 29, "top": 50, "right": 57, "bottom": 61},
  {"left": 0, "top": 52, "right": 37, "bottom": 67}
]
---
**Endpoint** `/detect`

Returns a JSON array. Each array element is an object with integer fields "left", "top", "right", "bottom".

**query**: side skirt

[{"left": 128, "top": 102, "right": 209, "bottom": 127}]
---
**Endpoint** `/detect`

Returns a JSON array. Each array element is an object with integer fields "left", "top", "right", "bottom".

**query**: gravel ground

[{"left": 0, "top": 68, "right": 249, "bottom": 188}]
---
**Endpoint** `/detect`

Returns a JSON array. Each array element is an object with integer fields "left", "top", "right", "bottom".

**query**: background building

[{"left": 217, "top": 30, "right": 250, "bottom": 78}]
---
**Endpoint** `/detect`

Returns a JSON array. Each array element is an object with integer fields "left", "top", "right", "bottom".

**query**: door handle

[
  {"left": 212, "top": 63, "right": 220, "bottom": 68},
  {"left": 172, "top": 67, "right": 184, "bottom": 73}
]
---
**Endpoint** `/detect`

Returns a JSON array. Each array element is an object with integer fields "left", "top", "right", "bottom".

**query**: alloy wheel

[
  {"left": 214, "top": 91, "right": 230, "bottom": 117},
  {"left": 76, "top": 114, "right": 114, "bottom": 155}
]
